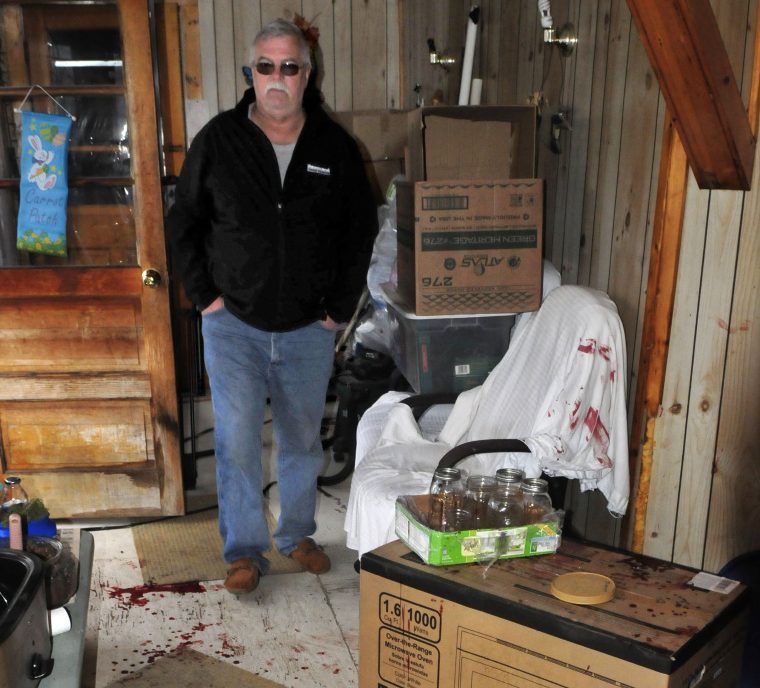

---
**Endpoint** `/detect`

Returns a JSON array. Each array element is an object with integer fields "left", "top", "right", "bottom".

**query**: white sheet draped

[{"left": 345, "top": 286, "right": 630, "bottom": 557}]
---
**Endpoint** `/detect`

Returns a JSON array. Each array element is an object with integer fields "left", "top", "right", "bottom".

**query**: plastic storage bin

[{"left": 385, "top": 297, "right": 514, "bottom": 393}]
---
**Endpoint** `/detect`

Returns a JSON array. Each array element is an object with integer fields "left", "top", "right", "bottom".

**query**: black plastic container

[{"left": 0, "top": 549, "right": 53, "bottom": 687}]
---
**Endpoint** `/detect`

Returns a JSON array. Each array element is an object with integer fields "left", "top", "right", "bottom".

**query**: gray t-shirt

[{"left": 272, "top": 141, "right": 296, "bottom": 185}]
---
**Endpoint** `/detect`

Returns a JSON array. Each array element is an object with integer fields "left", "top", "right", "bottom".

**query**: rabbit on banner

[{"left": 27, "top": 134, "right": 58, "bottom": 190}]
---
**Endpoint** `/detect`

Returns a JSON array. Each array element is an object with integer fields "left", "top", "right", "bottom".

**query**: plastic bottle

[{"left": 2, "top": 476, "right": 29, "bottom": 510}]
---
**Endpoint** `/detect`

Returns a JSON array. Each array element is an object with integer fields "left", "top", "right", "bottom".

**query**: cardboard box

[
  {"left": 397, "top": 105, "right": 542, "bottom": 316},
  {"left": 359, "top": 539, "right": 750, "bottom": 688},
  {"left": 404, "top": 105, "right": 538, "bottom": 183},
  {"left": 330, "top": 109, "right": 408, "bottom": 204},
  {"left": 383, "top": 292, "right": 515, "bottom": 393},
  {"left": 395, "top": 494, "right": 561, "bottom": 565},
  {"left": 396, "top": 178, "right": 544, "bottom": 315}
]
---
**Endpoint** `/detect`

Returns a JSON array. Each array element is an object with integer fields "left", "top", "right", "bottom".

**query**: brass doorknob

[{"left": 142, "top": 269, "right": 162, "bottom": 288}]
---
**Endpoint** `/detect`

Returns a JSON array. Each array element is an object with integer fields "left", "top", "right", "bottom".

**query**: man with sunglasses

[{"left": 167, "top": 18, "right": 377, "bottom": 595}]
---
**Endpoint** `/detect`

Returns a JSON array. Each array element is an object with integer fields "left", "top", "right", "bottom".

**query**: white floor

[{"left": 78, "top": 401, "right": 361, "bottom": 688}]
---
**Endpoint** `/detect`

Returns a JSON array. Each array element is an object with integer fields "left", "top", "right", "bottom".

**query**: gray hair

[{"left": 250, "top": 19, "right": 311, "bottom": 69}]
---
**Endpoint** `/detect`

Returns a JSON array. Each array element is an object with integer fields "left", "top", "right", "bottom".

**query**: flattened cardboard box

[
  {"left": 359, "top": 539, "right": 749, "bottom": 688},
  {"left": 396, "top": 178, "right": 543, "bottom": 315}
]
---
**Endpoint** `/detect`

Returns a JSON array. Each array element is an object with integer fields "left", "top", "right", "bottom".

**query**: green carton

[{"left": 395, "top": 494, "right": 562, "bottom": 566}]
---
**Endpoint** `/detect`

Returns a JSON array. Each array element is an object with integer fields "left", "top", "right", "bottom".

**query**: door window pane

[{"left": 0, "top": 3, "right": 136, "bottom": 268}]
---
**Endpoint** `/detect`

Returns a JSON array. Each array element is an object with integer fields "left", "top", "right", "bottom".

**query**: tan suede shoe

[
  {"left": 224, "top": 558, "right": 260, "bottom": 593},
  {"left": 289, "top": 538, "right": 331, "bottom": 574}
]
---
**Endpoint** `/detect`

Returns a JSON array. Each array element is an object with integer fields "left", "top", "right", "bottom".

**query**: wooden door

[{"left": 0, "top": 0, "right": 183, "bottom": 517}]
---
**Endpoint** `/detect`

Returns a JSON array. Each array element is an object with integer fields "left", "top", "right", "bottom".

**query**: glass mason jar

[
  {"left": 428, "top": 467, "right": 465, "bottom": 531},
  {"left": 488, "top": 483, "right": 525, "bottom": 528},
  {"left": 495, "top": 467, "right": 524, "bottom": 485},
  {"left": 2, "top": 476, "right": 29, "bottom": 510},
  {"left": 522, "top": 477, "right": 554, "bottom": 523},
  {"left": 463, "top": 475, "right": 498, "bottom": 528}
]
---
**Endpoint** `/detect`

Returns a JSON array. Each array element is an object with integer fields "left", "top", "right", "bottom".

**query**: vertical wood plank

[
  {"left": 605, "top": 24, "right": 660, "bottom": 377},
  {"left": 554, "top": 0, "right": 597, "bottom": 284},
  {"left": 514, "top": 0, "right": 539, "bottom": 104},
  {"left": 181, "top": 3, "right": 203, "bottom": 101},
  {"left": 232, "top": 0, "right": 262, "bottom": 103},
  {"left": 627, "top": 119, "right": 689, "bottom": 554},
  {"left": 494, "top": 0, "right": 521, "bottom": 105},
  {"left": 213, "top": 0, "right": 237, "bottom": 111},
  {"left": 587, "top": 0, "right": 631, "bottom": 293},
  {"left": 402, "top": 0, "right": 459, "bottom": 107},
  {"left": 711, "top": 0, "right": 751, "bottom": 88},
  {"left": 198, "top": 0, "right": 220, "bottom": 116},
  {"left": 260, "top": 1, "right": 301, "bottom": 24},
  {"left": 704, "top": 135, "right": 760, "bottom": 572},
  {"left": 643, "top": 176, "right": 709, "bottom": 561},
  {"left": 386, "top": 0, "right": 401, "bottom": 108},
  {"left": 303, "top": 0, "right": 336, "bottom": 109},
  {"left": 673, "top": 189, "right": 743, "bottom": 568},
  {"left": 120, "top": 0, "right": 183, "bottom": 513},
  {"left": 333, "top": 0, "right": 353, "bottom": 110},
  {"left": 351, "top": 0, "right": 387, "bottom": 109},
  {"left": 155, "top": 2, "right": 186, "bottom": 177},
  {"left": 748, "top": 0, "right": 760, "bottom": 130},
  {"left": 577, "top": 0, "right": 613, "bottom": 286},
  {"left": 535, "top": 0, "right": 570, "bottom": 267}
]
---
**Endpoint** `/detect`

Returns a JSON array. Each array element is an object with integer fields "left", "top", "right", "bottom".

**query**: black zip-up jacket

[{"left": 166, "top": 89, "right": 378, "bottom": 331}]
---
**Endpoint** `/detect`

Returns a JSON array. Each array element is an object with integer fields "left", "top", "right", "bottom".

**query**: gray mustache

[{"left": 266, "top": 81, "right": 290, "bottom": 95}]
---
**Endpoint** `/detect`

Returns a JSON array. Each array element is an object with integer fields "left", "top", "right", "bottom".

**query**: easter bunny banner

[{"left": 16, "top": 110, "right": 73, "bottom": 256}]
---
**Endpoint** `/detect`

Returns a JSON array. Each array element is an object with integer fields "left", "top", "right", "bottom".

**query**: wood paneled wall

[
  {"left": 174, "top": 0, "right": 760, "bottom": 570},
  {"left": 644, "top": 0, "right": 760, "bottom": 572},
  {"left": 192, "top": 0, "right": 400, "bottom": 133}
]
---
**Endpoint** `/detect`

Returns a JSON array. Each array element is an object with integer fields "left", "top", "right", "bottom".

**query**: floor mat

[
  {"left": 103, "top": 648, "right": 285, "bottom": 687},
  {"left": 132, "top": 507, "right": 303, "bottom": 585}
]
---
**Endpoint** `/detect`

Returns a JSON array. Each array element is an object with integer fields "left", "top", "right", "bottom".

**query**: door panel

[{"left": 0, "top": 0, "right": 183, "bottom": 517}]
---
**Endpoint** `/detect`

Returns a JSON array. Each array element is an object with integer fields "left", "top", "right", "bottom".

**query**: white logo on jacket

[{"left": 307, "top": 163, "right": 331, "bottom": 176}]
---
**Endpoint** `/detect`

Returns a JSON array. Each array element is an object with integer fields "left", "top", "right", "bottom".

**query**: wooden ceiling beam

[{"left": 627, "top": 0, "right": 756, "bottom": 190}]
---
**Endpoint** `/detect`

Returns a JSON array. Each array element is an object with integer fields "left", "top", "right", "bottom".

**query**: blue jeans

[{"left": 201, "top": 308, "right": 335, "bottom": 573}]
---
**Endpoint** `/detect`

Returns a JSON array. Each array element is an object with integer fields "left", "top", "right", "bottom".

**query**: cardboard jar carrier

[
  {"left": 359, "top": 538, "right": 750, "bottom": 688},
  {"left": 394, "top": 493, "right": 561, "bottom": 566},
  {"left": 397, "top": 105, "right": 543, "bottom": 316}
]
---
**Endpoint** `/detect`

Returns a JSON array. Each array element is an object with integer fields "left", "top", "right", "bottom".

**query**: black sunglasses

[{"left": 254, "top": 60, "right": 302, "bottom": 77}]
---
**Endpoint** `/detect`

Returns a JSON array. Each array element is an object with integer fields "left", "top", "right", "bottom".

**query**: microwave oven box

[
  {"left": 397, "top": 105, "right": 542, "bottom": 316},
  {"left": 359, "top": 539, "right": 749, "bottom": 688}
]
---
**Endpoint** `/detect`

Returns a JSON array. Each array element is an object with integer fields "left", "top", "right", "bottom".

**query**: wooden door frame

[{"left": 121, "top": 0, "right": 182, "bottom": 513}]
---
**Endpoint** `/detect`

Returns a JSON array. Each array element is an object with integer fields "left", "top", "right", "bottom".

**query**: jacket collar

[{"left": 235, "top": 87, "right": 328, "bottom": 129}]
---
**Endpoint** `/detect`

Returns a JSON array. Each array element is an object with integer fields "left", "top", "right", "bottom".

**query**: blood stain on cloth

[
  {"left": 569, "top": 399, "right": 582, "bottom": 429},
  {"left": 583, "top": 407, "right": 612, "bottom": 466}
]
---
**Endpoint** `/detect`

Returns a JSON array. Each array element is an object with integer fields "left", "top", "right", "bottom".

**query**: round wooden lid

[{"left": 550, "top": 571, "right": 616, "bottom": 605}]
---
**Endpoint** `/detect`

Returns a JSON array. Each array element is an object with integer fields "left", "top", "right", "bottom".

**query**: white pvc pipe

[
  {"left": 49, "top": 607, "right": 72, "bottom": 636},
  {"left": 470, "top": 78, "right": 483, "bottom": 106},
  {"left": 458, "top": 7, "right": 480, "bottom": 105}
]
